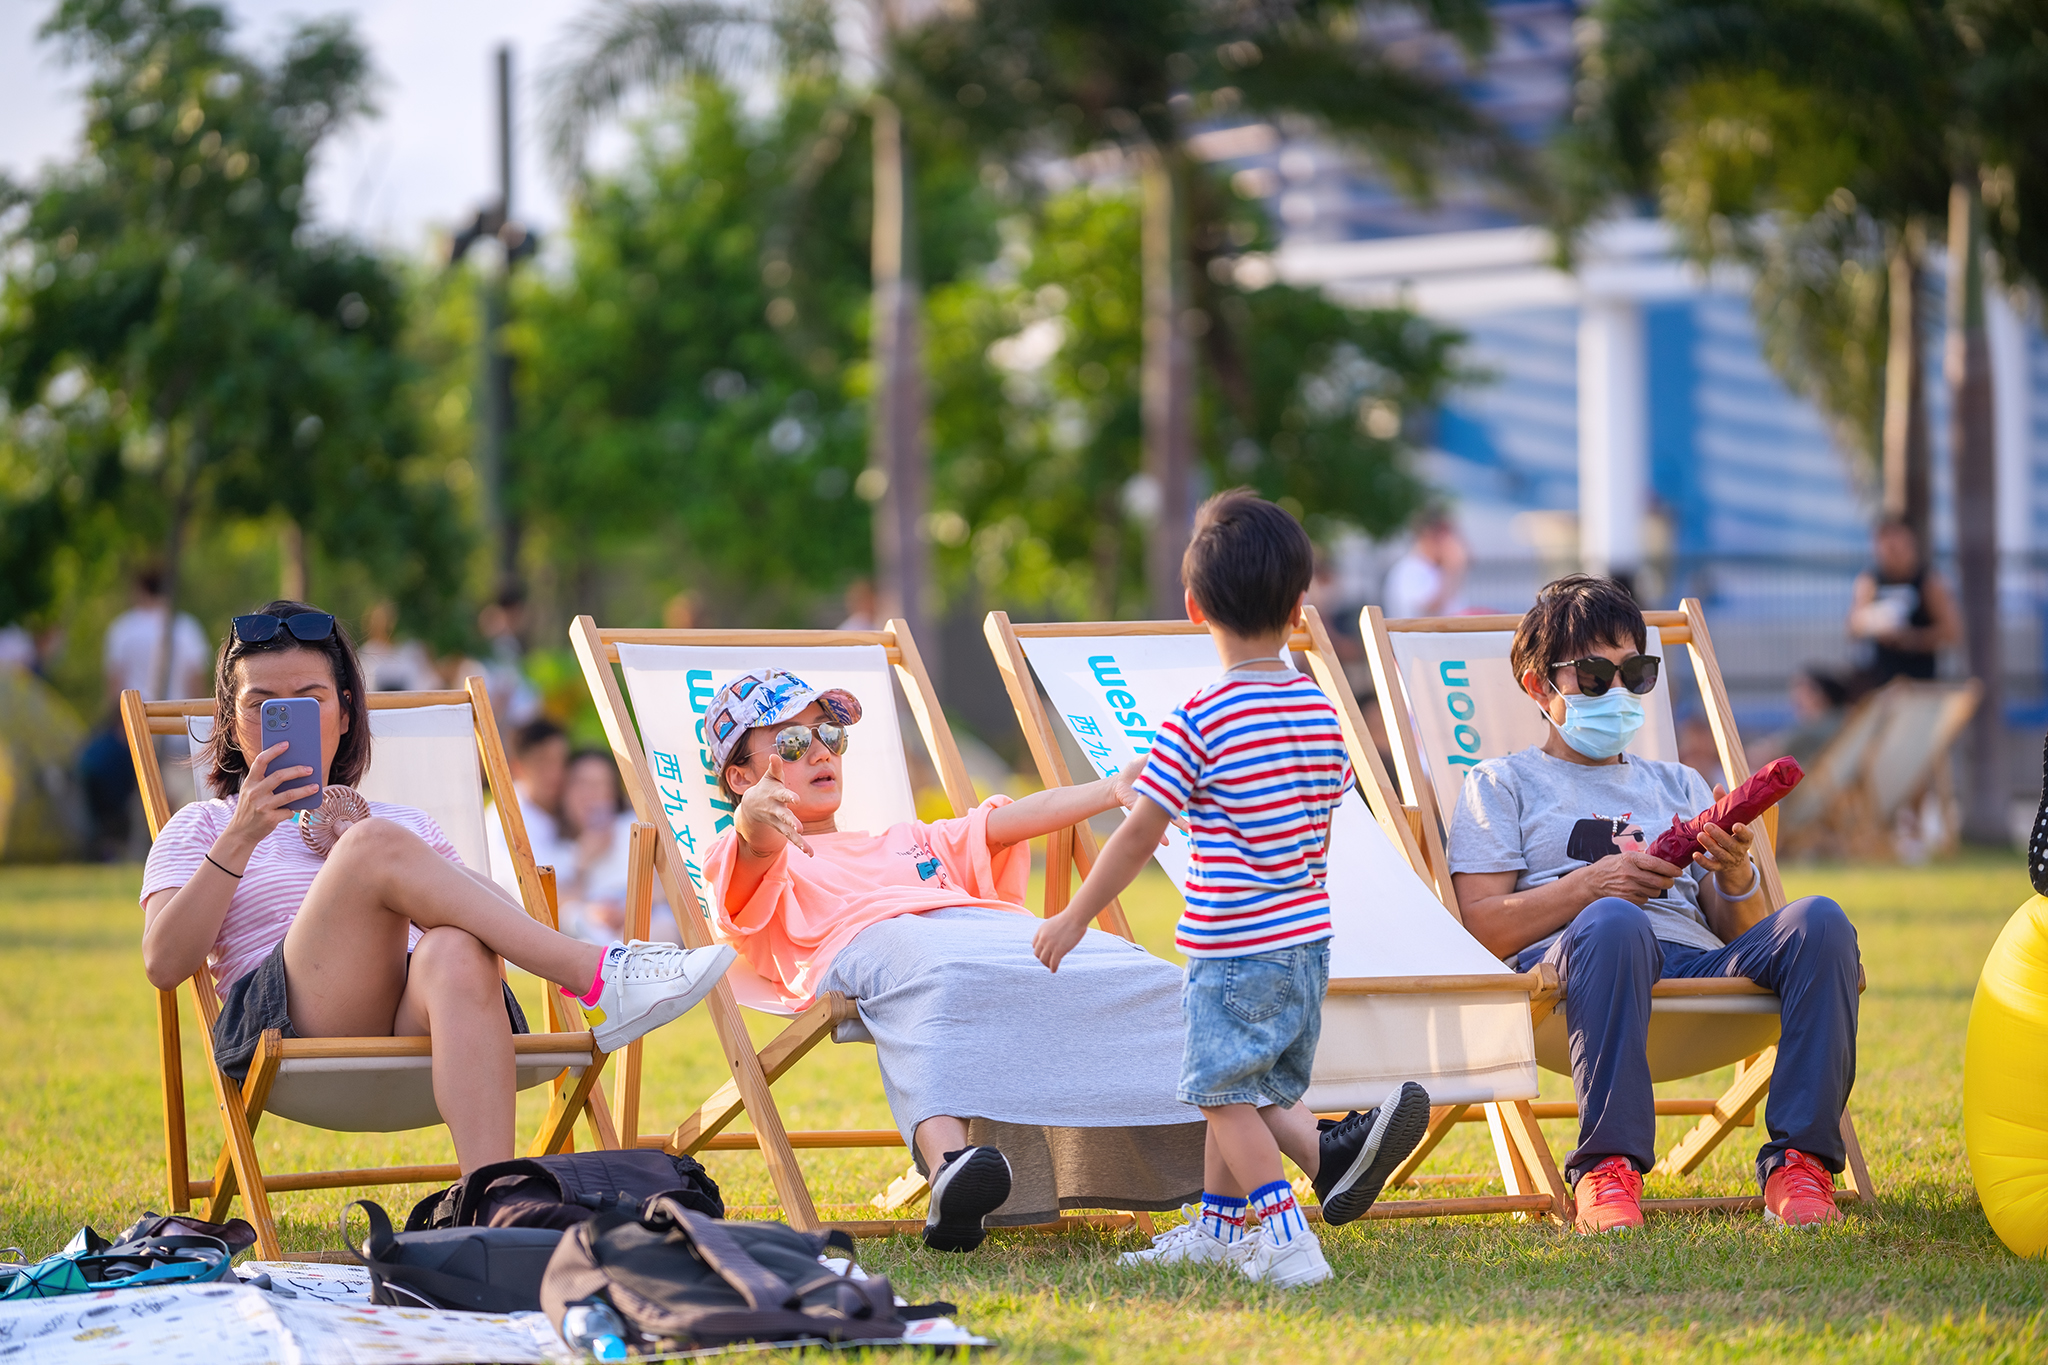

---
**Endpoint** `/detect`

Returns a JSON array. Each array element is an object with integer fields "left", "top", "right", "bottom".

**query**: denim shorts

[{"left": 1177, "top": 940, "right": 1330, "bottom": 1108}]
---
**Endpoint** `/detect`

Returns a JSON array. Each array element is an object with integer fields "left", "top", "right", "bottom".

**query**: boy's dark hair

[
  {"left": 1180, "top": 489, "right": 1314, "bottom": 636},
  {"left": 200, "top": 599, "right": 371, "bottom": 795},
  {"left": 510, "top": 716, "right": 567, "bottom": 760},
  {"left": 1509, "top": 574, "right": 1647, "bottom": 688}
]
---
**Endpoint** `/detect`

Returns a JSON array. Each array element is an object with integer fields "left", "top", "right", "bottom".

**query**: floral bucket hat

[{"left": 705, "top": 667, "right": 863, "bottom": 772}]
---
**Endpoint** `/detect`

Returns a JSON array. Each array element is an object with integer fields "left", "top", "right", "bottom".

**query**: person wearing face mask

[{"left": 1448, "top": 575, "right": 1861, "bottom": 1236}]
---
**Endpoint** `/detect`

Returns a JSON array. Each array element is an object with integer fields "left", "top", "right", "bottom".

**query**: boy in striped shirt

[{"left": 1035, "top": 490, "right": 1427, "bottom": 1289}]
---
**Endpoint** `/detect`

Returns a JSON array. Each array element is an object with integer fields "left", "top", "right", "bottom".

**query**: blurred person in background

[
  {"left": 1381, "top": 508, "right": 1469, "bottom": 619},
  {"left": 838, "top": 578, "right": 878, "bottom": 631},
  {"left": 356, "top": 601, "right": 435, "bottom": 692},
  {"left": 477, "top": 584, "right": 540, "bottom": 731},
  {"left": 1847, "top": 519, "right": 1959, "bottom": 688},
  {"left": 0, "top": 623, "right": 36, "bottom": 672},
  {"left": 556, "top": 747, "right": 678, "bottom": 945},
  {"left": 81, "top": 569, "right": 209, "bottom": 858},
  {"left": 485, "top": 717, "right": 569, "bottom": 901},
  {"left": 1749, "top": 668, "right": 1853, "bottom": 771},
  {"left": 662, "top": 591, "right": 701, "bottom": 631},
  {"left": 1675, "top": 711, "right": 1728, "bottom": 791}
]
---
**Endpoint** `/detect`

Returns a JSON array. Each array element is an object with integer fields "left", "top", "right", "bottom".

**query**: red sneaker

[
  {"left": 1573, "top": 1155, "right": 1645, "bottom": 1234},
  {"left": 1764, "top": 1150, "right": 1843, "bottom": 1227}
]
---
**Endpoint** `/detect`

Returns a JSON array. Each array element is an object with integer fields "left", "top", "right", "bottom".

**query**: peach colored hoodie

[{"left": 705, "top": 795, "right": 1031, "bottom": 1009}]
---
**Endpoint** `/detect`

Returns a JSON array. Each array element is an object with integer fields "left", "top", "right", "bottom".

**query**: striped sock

[
  {"left": 1198, "top": 1192, "right": 1248, "bottom": 1245},
  {"left": 1250, "top": 1180, "right": 1308, "bottom": 1245}
]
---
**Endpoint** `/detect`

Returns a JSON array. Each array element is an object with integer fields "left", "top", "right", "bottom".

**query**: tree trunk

[
  {"left": 1946, "top": 178, "right": 2004, "bottom": 845},
  {"left": 1140, "top": 142, "right": 1195, "bottom": 620},
  {"left": 1882, "top": 222, "right": 1930, "bottom": 543},
  {"left": 866, "top": 95, "right": 933, "bottom": 665}
]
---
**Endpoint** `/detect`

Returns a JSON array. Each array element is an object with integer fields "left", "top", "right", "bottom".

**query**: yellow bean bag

[{"left": 1965, "top": 894, "right": 2048, "bottom": 1256}]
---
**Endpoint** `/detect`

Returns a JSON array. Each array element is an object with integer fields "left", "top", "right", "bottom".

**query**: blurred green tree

[
  {"left": 925, "top": 187, "right": 1465, "bottom": 618},
  {"left": 1564, "top": 0, "right": 2048, "bottom": 841},
  {"left": 542, "top": 0, "right": 996, "bottom": 653},
  {"left": 903, "top": 0, "right": 1532, "bottom": 614},
  {"left": 512, "top": 77, "right": 910, "bottom": 621},
  {"left": 0, "top": 0, "right": 469, "bottom": 677}
]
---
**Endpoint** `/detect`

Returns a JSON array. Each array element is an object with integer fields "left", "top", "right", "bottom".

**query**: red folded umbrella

[{"left": 1647, "top": 756, "right": 1804, "bottom": 866}]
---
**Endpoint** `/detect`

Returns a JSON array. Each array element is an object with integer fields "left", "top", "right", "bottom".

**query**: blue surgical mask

[{"left": 1548, "top": 685, "right": 1646, "bottom": 760}]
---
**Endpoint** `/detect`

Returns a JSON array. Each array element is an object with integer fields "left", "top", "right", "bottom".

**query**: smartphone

[{"left": 260, "top": 698, "right": 326, "bottom": 812}]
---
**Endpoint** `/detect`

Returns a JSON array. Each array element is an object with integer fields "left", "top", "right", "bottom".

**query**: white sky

[{"left": 0, "top": 0, "right": 612, "bottom": 258}]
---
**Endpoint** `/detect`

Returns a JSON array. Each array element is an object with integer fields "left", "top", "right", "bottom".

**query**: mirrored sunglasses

[
  {"left": 765, "top": 721, "right": 849, "bottom": 763},
  {"left": 1552, "top": 653, "right": 1660, "bottom": 697},
  {"left": 231, "top": 612, "right": 336, "bottom": 646}
]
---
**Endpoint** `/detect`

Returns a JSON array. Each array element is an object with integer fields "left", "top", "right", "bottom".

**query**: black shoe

[
  {"left": 1313, "top": 1081, "right": 1431, "bottom": 1225},
  {"left": 923, "top": 1146, "right": 1012, "bottom": 1252}
]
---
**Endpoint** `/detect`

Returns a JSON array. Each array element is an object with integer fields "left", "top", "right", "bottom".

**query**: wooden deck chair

[
  {"left": 1777, "top": 679, "right": 1981, "bottom": 862},
  {"left": 122, "top": 679, "right": 616, "bottom": 1261},
  {"left": 570, "top": 617, "right": 1155, "bottom": 1237},
  {"left": 985, "top": 607, "right": 1570, "bottom": 1224},
  {"left": 1363, "top": 600, "right": 1874, "bottom": 1212}
]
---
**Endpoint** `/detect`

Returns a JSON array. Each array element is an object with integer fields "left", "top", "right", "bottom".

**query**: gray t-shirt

[{"left": 1449, "top": 745, "right": 1725, "bottom": 954}]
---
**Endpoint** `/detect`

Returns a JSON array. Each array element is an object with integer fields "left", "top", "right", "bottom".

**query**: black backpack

[
  {"left": 541, "top": 1196, "right": 953, "bottom": 1352},
  {"left": 403, "top": 1149, "right": 723, "bottom": 1232},
  {"left": 347, "top": 1200, "right": 564, "bottom": 1312}
]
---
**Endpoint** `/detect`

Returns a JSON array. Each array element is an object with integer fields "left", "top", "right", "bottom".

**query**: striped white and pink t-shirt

[
  {"left": 141, "top": 796, "right": 463, "bottom": 991},
  {"left": 1134, "top": 670, "right": 1352, "bottom": 959}
]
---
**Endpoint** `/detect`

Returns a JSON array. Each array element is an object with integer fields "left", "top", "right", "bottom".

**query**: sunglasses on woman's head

[
  {"left": 749, "top": 721, "right": 850, "bottom": 764},
  {"left": 1551, "top": 654, "right": 1661, "bottom": 697},
  {"left": 231, "top": 613, "right": 336, "bottom": 646}
]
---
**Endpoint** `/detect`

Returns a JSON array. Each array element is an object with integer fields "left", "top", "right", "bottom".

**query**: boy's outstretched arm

[{"left": 1032, "top": 796, "right": 1174, "bottom": 972}]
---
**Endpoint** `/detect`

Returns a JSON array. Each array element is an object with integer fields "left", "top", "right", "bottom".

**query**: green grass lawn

[{"left": 2, "top": 855, "right": 2045, "bottom": 1361}]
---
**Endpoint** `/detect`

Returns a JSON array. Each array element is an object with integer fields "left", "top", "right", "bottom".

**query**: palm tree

[
  {"left": 543, "top": 0, "right": 934, "bottom": 656},
  {"left": 1566, "top": 0, "right": 2048, "bottom": 843},
  {"left": 903, "top": 0, "right": 1533, "bottom": 616}
]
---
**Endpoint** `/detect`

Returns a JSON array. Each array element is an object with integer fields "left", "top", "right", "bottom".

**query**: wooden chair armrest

[{"left": 274, "top": 1032, "right": 599, "bottom": 1060}]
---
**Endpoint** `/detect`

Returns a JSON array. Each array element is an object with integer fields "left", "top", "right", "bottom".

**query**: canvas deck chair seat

[
  {"left": 1777, "top": 678, "right": 1980, "bottom": 862},
  {"left": 985, "top": 608, "right": 1570, "bottom": 1224},
  {"left": 123, "top": 680, "right": 615, "bottom": 1261},
  {"left": 571, "top": 617, "right": 1163, "bottom": 1237},
  {"left": 1364, "top": 601, "right": 1873, "bottom": 1209}
]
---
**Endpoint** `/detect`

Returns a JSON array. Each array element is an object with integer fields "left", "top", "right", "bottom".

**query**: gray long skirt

[{"left": 818, "top": 905, "right": 1205, "bottom": 1225}]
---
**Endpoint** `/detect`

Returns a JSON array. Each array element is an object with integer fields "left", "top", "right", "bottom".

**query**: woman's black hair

[
  {"left": 198, "top": 600, "right": 372, "bottom": 795},
  {"left": 1509, "top": 574, "right": 1648, "bottom": 687}
]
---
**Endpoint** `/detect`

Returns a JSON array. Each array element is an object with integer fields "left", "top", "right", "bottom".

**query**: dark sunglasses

[
  {"left": 1551, "top": 654, "right": 1661, "bottom": 697},
  {"left": 747, "top": 721, "right": 850, "bottom": 765},
  {"left": 231, "top": 612, "right": 336, "bottom": 647}
]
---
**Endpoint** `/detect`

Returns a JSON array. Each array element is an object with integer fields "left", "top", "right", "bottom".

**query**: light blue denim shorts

[{"left": 1177, "top": 940, "right": 1330, "bottom": 1108}]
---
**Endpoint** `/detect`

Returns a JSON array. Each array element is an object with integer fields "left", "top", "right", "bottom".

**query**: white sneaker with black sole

[
  {"left": 1234, "top": 1225, "right": 1333, "bottom": 1289},
  {"left": 580, "top": 941, "right": 737, "bottom": 1054},
  {"left": 924, "top": 1146, "right": 1012, "bottom": 1252},
  {"left": 1313, "top": 1080, "right": 1432, "bottom": 1225},
  {"left": 1116, "top": 1207, "right": 1241, "bottom": 1266}
]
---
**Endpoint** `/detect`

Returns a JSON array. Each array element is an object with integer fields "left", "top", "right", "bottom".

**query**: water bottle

[{"left": 560, "top": 1298, "right": 629, "bottom": 1361}]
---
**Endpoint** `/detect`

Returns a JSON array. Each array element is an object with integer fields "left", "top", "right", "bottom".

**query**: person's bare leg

[
  {"left": 914, "top": 1116, "right": 971, "bottom": 1171},
  {"left": 1205, "top": 1124, "right": 1246, "bottom": 1198},
  {"left": 284, "top": 817, "right": 602, "bottom": 1036},
  {"left": 1202, "top": 1103, "right": 1285, "bottom": 1194},
  {"left": 393, "top": 927, "right": 516, "bottom": 1170},
  {"left": 1263, "top": 1101, "right": 1320, "bottom": 1179}
]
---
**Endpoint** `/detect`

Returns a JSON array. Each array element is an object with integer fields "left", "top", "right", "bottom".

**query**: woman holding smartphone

[{"left": 138, "top": 599, "right": 735, "bottom": 1173}]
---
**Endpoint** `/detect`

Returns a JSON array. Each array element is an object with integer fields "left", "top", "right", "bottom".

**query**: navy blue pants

[{"left": 1516, "top": 896, "right": 1860, "bottom": 1190}]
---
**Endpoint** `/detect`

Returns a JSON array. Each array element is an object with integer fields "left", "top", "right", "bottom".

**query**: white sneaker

[
  {"left": 1117, "top": 1208, "right": 1242, "bottom": 1266},
  {"left": 1235, "top": 1226, "right": 1332, "bottom": 1289},
  {"left": 581, "top": 941, "right": 736, "bottom": 1053}
]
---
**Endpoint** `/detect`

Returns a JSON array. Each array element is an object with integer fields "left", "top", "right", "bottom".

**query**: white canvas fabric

[
  {"left": 1385, "top": 626, "right": 1678, "bottom": 823},
  {"left": 1015, "top": 631, "right": 1539, "bottom": 1110},
  {"left": 615, "top": 643, "right": 916, "bottom": 1014}
]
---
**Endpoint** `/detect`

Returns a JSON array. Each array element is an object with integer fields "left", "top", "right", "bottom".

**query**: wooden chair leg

[
  {"left": 613, "top": 1035, "right": 644, "bottom": 1147},
  {"left": 1484, "top": 1103, "right": 1538, "bottom": 1219},
  {"left": 1838, "top": 1110, "right": 1875, "bottom": 1201},
  {"left": 667, "top": 994, "right": 845, "bottom": 1152},
  {"left": 1654, "top": 1045, "right": 1777, "bottom": 1177},
  {"left": 581, "top": 1080, "right": 621, "bottom": 1151},
  {"left": 206, "top": 1033, "right": 282, "bottom": 1225},
  {"left": 530, "top": 1055, "right": 609, "bottom": 1158},
  {"left": 1501, "top": 1100, "right": 1568, "bottom": 1222},
  {"left": 1389, "top": 1104, "right": 1468, "bottom": 1188},
  {"left": 870, "top": 1164, "right": 931, "bottom": 1213},
  {"left": 210, "top": 1035, "right": 283, "bottom": 1260},
  {"left": 158, "top": 990, "right": 191, "bottom": 1213}
]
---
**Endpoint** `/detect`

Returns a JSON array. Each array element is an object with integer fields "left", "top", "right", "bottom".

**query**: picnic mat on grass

[{"left": 0, "top": 1260, "right": 985, "bottom": 1361}]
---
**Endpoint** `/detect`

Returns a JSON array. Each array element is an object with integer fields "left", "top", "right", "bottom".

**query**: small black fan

[{"left": 2031, "top": 732, "right": 2048, "bottom": 896}]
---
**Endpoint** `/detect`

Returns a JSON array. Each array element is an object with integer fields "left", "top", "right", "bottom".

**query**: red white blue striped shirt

[{"left": 1134, "top": 670, "right": 1352, "bottom": 959}]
